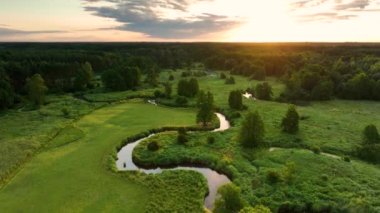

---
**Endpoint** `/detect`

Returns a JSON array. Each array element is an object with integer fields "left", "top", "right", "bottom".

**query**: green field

[
  {"left": 0, "top": 101, "right": 209, "bottom": 212},
  {"left": 1, "top": 71, "right": 380, "bottom": 212}
]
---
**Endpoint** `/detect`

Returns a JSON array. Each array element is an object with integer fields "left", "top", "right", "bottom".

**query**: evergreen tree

[
  {"left": 177, "top": 78, "right": 199, "bottom": 97},
  {"left": 256, "top": 82, "right": 272, "bottom": 100},
  {"left": 229, "top": 90, "right": 243, "bottom": 110},
  {"left": 74, "top": 62, "right": 93, "bottom": 90},
  {"left": 0, "top": 70, "right": 15, "bottom": 109},
  {"left": 225, "top": 76, "right": 236, "bottom": 84},
  {"left": 188, "top": 78, "right": 199, "bottom": 96},
  {"left": 363, "top": 124, "right": 380, "bottom": 145},
  {"left": 146, "top": 65, "right": 159, "bottom": 86},
  {"left": 164, "top": 82, "right": 172, "bottom": 98},
  {"left": 26, "top": 73, "right": 48, "bottom": 106},
  {"left": 102, "top": 65, "right": 141, "bottom": 91},
  {"left": 196, "top": 91, "right": 214, "bottom": 126},
  {"left": 239, "top": 111, "right": 265, "bottom": 148},
  {"left": 177, "top": 79, "right": 188, "bottom": 97},
  {"left": 281, "top": 105, "right": 300, "bottom": 134}
]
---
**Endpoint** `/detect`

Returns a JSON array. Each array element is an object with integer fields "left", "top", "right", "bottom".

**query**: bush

[
  {"left": 207, "top": 136, "right": 215, "bottom": 144},
  {"left": 266, "top": 170, "right": 282, "bottom": 184},
  {"left": 169, "top": 74, "right": 174, "bottom": 81},
  {"left": 61, "top": 108, "right": 70, "bottom": 118},
  {"left": 220, "top": 73, "right": 227, "bottom": 79},
  {"left": 175, "top": 96, "right": 188, "bottom": 106},
  {"left": 343, "top": 156, "right": 351, "bottom": 162},
  {"left": 154, "top": 90, "right": 164, "bottom": 98},
  {"left": 177, "top": 128, "right": 188, "bottom": 144},
  {"left": 225, "top": 76, "right": 236, "bottom": 84},
  {"left": 311, "top": 146, "right": 321, "bottom": 154},
  {"left": 321, "top": 174, "right": 329, "bottom": 181},
  {"left": 214, "top": 184, "right": 245, "bottom": 213},
  {"left": 147, "top": 141, "right": 159, "bottom": 151}
]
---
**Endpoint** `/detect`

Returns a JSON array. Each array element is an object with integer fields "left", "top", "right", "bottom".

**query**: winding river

[{"left": 116, "top": 113, "right": 231, "bottom": 210}]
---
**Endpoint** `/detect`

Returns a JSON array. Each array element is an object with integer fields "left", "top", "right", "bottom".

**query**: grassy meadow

[{"left": 0, "top": 70, "right": 380, "bottom": 212}]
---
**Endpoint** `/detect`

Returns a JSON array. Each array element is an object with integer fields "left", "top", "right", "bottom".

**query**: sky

[{"left": 0, "top": 0, "right": 380, "bottom": 42}]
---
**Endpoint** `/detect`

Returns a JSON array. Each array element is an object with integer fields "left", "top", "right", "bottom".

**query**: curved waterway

[{"left": 116, "top": 113, "right": 231, "bottom": 210}]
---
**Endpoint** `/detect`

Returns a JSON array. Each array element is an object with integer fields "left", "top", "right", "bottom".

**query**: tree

[
  {"left": 177, "top": 78, "right": 199, "bottom": 98},
  {"left": 196, "top": 91, "right": 214, "bottom": 126},
  {"left": 229, "top": 90, "right": 243, "bottom": 110},
  {"left": 164, "top": 83, "right": 172, "bottom": 98},
  {"left": 363, "top": 124, "right": 380, "bottom": 145},
  {"left": 214, "top": 183, "right": 245, "bottom": 213},
  {"left": 146, "top": 65, "right": 159, "bottom": 86},
  {"left": 74, "top": 62, "right": 94, "bottom": 90},
  {"left": 102, "top": 65, "right": 141, "bottom": 91},
  {"left": 225, "top": 76, "right": 236, "bottom": 84},
  {"left": 26, "top": 74, "right": 48, "bottom": 106},
  {"left": 177, "top": 128, "right": 188, "bottom": 144},
  {"left": 177, "top": 79, "right": 188, "bottom": 97},
  {"left": 188, "top": 78, "right": 199, "bottom": 97},
  {"left": 239, "top": 111, "right": 265, "bottom": 148},
  {"left": 311, "top": 80, "right": 334, "bottom": 100},
  {"left": 281, "top": 105, "right": 300, "bottom": 134},
  {"left": 255, "top": 82, "right": 272, "bottom": 100},
  {"left": 358, "top": 125, "right": 380, "bottom": 163},
  {"left": 0, "top": 70, "right": 15, "bottom": 109}
]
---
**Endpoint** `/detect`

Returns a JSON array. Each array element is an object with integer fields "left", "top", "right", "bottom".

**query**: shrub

[
  {"left": 281, "top": 105, "right": 300, "bottom": 134},
  {"left": 214, "top": 184, "right": 244, "bottom": 213},
  {"left": 169, "top": 74, "right": 174, "bottom": 81},
  {"left": 220, "top": 72, "right": 227, "bottom": 79},
  {"left": 321, "top": 174, "right": 329, "bottom": 181},
  {"left": 343, "top": 156, "right": 351, "bottom": 162},
  {"left": 207, "top": 136, "right": 215, "bottom": 144},
  {"left": 61, "top": 108, "right": 70, "bottom": 118},
  {"left": 177, "top": 128, "right": 188, "bottom": 144},
  {"left": 239, "top": 205, "right": 271, "bottom": 213},
  {"left": 147, "top": 141, "right": 159, "bottom": 151},
  {"left": 363, "top": 124, "right": 380, "bottom": 145},
  {"left": 266, "top": 170, "right": 282, "bottom": 184},
  {"left": 225, "top": 76, "right": 236, "bottom": 84},
  {"left": 175, "top": 96, "right": 188, "bottom": 106},
  {"left": 311, "top": 145, "right": 321, "bottom": 154},
  {"left": 154, "top": 90, "right": 164, "bottom": 98}
]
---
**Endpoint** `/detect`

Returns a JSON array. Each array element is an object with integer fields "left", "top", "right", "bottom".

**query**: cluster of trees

[
  {"left": 358, "top": 124, "right": 380, "bottom": 163},
  {"left": 102, "top": 65, "right": 141, "bottom": 91},
  {"left": 239, "top": 105, "right": 300, "bottom": 148},
  {"left": 177, "top": 78, "right": 199, "bottom": 97},
  {"left": 281, "top": 58, "right": 380, "bottom": 102}
]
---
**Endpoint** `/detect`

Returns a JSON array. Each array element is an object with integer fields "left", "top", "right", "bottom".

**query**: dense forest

[
  {"left": 1, "top": 43, "right": 380, "bottom": 110},
  {"left": 1, "top": 43, "right": 380, "bottom": 212}
]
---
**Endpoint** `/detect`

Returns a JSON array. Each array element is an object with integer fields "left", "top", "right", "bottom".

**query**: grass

[
  {"left": 0, "top": 101, "right": 205, "bottom": 212},
  {"left": 1, "top": 70, "right": 380, "bottom": 212},
  {"left": 133, "top": 124, "right": 380, "bottom": 212},
  {"left": 0, "top": 95, "right": 104, "bottom": 184}
]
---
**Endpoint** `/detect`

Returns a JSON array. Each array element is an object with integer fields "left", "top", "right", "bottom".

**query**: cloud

[
  {"left": 299, "top": 12, "right": 358, "bottom": 22},
  {"left": 335, "top": 0, "right": 371, "bottom": 10},
  {"left": 291, "top": 0, "right": 380, "bottom": 21},
  {"left": 83, "top": 0, "right": 242, "bottom": 38},
  {"left": 0, "top": 27, "right": 65, "bottom": 36}
]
